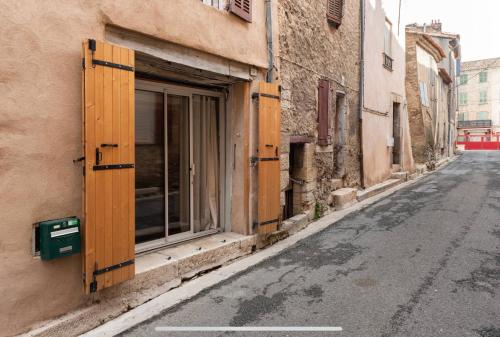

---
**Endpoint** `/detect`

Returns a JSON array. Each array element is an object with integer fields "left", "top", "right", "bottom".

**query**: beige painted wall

[
  {"left": 362, "top": 0, "right": 414, "bottom": 187},
  {"left": 0, "top": 1, "right": 275, "bottom": 335}
]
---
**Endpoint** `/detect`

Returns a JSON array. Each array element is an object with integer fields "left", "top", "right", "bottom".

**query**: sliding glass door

[
  {"left": 135, "top": 81, "right": 224, "bottom": 250},
  {"left": 166, "top": 94, "right": 191, "bottom": 236}
]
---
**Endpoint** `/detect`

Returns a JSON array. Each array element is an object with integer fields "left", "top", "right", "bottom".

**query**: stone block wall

[
  {"left": 405, "top": 32, "right": 428, "bottom": 164},
  {"left": 278, "top": 0, "right": 361, "bottom": 215}
]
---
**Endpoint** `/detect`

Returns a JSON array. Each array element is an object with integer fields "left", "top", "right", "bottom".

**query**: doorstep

[
  {"left": 357, "top": 178, "right": 402, "bottom": 202},
  {"left": 20, "top": 232, "right": 256, "bottom": 337}
]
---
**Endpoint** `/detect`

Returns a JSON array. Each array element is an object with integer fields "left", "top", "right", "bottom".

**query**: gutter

[
  {"left": 359, "top": 0, "right": 365, "bottom": 188},
  {"left": 265, "top": 0, "right": 274, "bottom": 83}
]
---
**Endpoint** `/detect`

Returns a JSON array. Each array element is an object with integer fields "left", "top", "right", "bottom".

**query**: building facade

[
  {"left": 405, "top": 24, "right": 458, "bottom": 165},
  {"left": 407, "top": 21, "right": 461, "bottom": 157},
  {"left": 278, "top": 0, "right": 361, "bottom": 217},
  {"left": 0, "top": 1, "right": 283, "bottom": 335},
  {"left": 457, "top": 57, "right": 500, "bottom": 139},
  {"left": 361, "top": 0, "right": 414, "bottom": 187}
]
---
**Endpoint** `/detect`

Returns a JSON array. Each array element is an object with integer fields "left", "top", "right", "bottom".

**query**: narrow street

[{"left": 121, "top": 151, "right": 500, "bottom": 337}]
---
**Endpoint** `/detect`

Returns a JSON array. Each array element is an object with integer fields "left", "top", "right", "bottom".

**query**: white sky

[{"left": 380, "top": 0, "right": 500, "bottom": 62}]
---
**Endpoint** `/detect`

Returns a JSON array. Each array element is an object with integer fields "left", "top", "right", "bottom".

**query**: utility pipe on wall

[
  {"left": 358, "top": 0, "right": 366, "bottom": 188},
  {"left": 265, "top": 0, "right": 274, "bottom": 83}
]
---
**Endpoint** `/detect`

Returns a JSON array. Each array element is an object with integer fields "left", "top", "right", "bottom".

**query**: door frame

[{"left": 135, "top": 79, "right": 226, "bottom": 253}]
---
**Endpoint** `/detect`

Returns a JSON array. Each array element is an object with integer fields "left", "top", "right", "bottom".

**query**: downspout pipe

[
  {"left": 265, "top": 0, "right": 274, "bottom": 83},
  {"left": 358, "top": 0, "right": 365, "bottom": 188}
]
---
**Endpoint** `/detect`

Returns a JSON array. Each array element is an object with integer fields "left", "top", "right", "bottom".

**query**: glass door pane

[
  {"left": 167, "top": 95, "right": 191, "bottom": 236},
  {"left": 135, "top": 90, "right": 166, "bottom": 244}
]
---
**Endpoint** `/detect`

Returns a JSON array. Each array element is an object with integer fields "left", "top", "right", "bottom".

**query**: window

[
  {"left": 383, "top": 19, "right": 393, "bottom": 71},
  {"left": 384, "top": 19, "right": 392, "bottom": 57},
  {"left": 477, "top": 111, "right": 488, "bottom": 120},
  {"left": 460, "top": 74, "right": 468, "bottom": 85},
  {"left": 479, "top": 91, "right": 487, "bottom": 104},
  {"left": 458, "top": 113, "right": 465, "bottom": 121},
  {"left": 459, "top": 92, "right": 468, "bottom": 105},
  {"left": 419, "top": 82, "right": 430, "bottom": 107},
  {"left": 479, "top": 71, "right": 488, "bottom": 83},
  {"left": 327, "top": 0, "right": 344, "bottom": 26},
  {"left": 201, "top": 0, "right": 225, "bottom": 9}
]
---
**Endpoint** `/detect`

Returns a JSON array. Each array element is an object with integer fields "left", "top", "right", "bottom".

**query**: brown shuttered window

[
  {"left": 230, "top": 0, "right": 252, "bottom": 22},
  {"left": 318, "top": 79, "right": 331, "bottom": 146},
  {"left": 327, "top": 0, "right": 344, "bottom": 26}
]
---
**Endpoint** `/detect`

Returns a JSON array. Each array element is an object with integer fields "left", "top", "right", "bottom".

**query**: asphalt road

[{"left": 121, "top": 151, "right": 500, "bottom": 337}]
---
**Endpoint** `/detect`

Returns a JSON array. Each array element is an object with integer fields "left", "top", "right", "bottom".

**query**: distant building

[
  {"left": 405, "top": 22, "right": 461, "bottom": 164},
  {"left": 457, "top": 58, "right": 500, "bottom": 139}
]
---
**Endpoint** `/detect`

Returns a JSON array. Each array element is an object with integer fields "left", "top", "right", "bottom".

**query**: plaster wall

[
  {"left": 0, "top": 1, "right": 275, "bottom": 335},
  {"left": 362, "top": 0, "right": 414, "bottom": 187}
]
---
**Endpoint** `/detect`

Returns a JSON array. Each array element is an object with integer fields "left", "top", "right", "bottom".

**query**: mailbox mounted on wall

[{"left": 38, "top": 217, "right": 81, "bottom": 260}]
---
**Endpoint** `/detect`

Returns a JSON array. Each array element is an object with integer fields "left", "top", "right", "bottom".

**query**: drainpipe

[
  {"left": 358, "top": 0, "right": 365, "bottom": 188},
  {"left": 265, "top": 0, "right": 274, "bottom": 83}
]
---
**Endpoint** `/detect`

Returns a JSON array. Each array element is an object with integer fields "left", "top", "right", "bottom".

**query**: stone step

[
  {"left": 390, "top": 171, "right": 408, "bottom": 181},
  {"left": 357, "top": 178, "right": 402, "bottom": 202},
  {"left": 391, "top": 164, "right": 401, "bottom": 173},
  {"left": 330, "top": 178, "right": 343, "bottom": 191},
  {"left": 331, "top": 188, "right": 358, "bottom": 210}
]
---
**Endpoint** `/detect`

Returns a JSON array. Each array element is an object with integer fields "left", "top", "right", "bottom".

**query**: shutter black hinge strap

[
  {"left": 252, "top": 92, "right": 281, "bottom": 100},
  {"left": 87, "top": 39, "right": 134, "bottom": 72},
  {"left": 90, "top": 259, "right": 135, "bottom": 293},
  {"left": 92, "top": 59, "right": 134, "bottom": 72},
  {"left": 93, "top": 163, "right": 135, "bottom": 171},
  {"left": 253, "top": 218, "right": 280, "bottom": 230},
  {"left": 93, "top": 259, "right": 134, "bottom": 276},
  {"left": 250, "top": 156, "right": 279, "bottom": 166}
]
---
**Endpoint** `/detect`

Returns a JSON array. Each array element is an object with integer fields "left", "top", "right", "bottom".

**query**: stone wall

[
  {"left": 406, "top": 32, "right": 431, "bottom": 164},
  {"left": 278, "top": 0, "right": 361, "bottom": 215}
]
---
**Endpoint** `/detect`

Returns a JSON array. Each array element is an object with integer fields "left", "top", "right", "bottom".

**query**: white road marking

[{"left": 155, "top": 326, "right": 343, "bottom": 332}]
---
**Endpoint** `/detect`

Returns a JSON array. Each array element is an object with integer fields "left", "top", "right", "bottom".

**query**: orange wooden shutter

[
  {"left": 255, "top": 82, "right": 281, "bottom": 234},
  {"left": 230, "top": 0, "right": 252, "bottom": 22},
  {"left": 82, "top": 39, "right": 135, "bottom": 293},
  {"left": 327, "top": 0, "right": 344, "bottom": 25}
]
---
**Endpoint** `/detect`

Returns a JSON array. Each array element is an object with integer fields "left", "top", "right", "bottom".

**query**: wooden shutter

[
  {"left": 230, "top": 0, "right": 252, "bottom": 22},
  {"left": 256, "top": 82, "right": 281, "bottom": 234},
  {"left": 82, "top": 39, "right": 135, "bottom": 293},
  {"left": 327, "top": 0, "right": 344, "bottom": 25},
  {"left": 318, "top": 79, "right": 331, "bottom": 146}
]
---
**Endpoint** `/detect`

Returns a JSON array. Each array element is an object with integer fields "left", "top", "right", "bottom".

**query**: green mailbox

[{"left": 39, "top": 217, "right": 81, "bottom": 260}]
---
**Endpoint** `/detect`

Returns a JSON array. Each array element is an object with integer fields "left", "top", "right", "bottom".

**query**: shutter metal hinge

[
  {"left": 93, "top": 163, "right": 135, "bottom": 171},
  {"left": 89, "top": 259, "right": 135, "bottom": 293},
  {"left": 253, "top": 218, "right": 280, "bottom": 230},
  {"left": 87, "top": 39, "right": 134, "bottom": 72},
  {"left": 250, "top": 156, "right": 280, "bottom": 167},
  {"left": 252, "top": 92, "right": 281, "bottom": 100}
]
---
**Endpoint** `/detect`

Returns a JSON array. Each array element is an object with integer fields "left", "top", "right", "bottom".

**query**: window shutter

[
  {"left": 318, "top": 79, "right": 331, "bottom": 146},
  {"left": 256, "top": 82, "right": 281, "bottom": 234},
  {"left": 82, "top": 39, "right": 135, "bottom": 293},
  {"left": 327, "top": 0, "right": 344, "bottom": 25},
  {"left": 229, "top": 0, "right": 252, "bottom": 22}
]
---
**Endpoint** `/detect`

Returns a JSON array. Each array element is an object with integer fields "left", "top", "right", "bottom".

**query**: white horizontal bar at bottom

[{"left": 155, "top": 326, "right": 343, "bottom": 332}]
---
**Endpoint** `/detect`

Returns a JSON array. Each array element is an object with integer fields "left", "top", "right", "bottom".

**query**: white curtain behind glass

[{"left": 193, "top": 95, "right": 219, "bottom": 232}]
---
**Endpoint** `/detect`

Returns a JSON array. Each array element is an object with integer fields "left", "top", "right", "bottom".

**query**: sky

[{"left": 379, "top": 0, "right": 500, "bottom": 62}]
